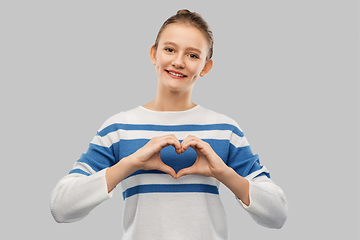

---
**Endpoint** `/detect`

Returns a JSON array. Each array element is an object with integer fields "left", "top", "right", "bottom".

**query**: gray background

[{"left": 1, "top": 0, "right": 359, "bottom": 239}]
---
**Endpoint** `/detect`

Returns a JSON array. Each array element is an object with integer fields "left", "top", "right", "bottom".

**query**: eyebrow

[{"left": 162, "top": 41, "right": 202, "bottom": 54}]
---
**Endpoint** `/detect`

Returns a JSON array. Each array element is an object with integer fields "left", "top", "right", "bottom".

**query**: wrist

[
  {"left": 213, "top": 165, "right": 233, "bottom": 182},
  {"left": 216, "top": 167, "right": 250, "bottom": 206},
  {"left": 105, "top": 156, "right": 140, "bottom": 193},
  {"left": 123, "top": 155, "right": 142, "bottom": 172}
]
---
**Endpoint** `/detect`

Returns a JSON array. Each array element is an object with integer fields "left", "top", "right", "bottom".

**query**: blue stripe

[
  {"left": 122, "top": 183, "right": 219, "bottom": 199},
  {"left": 127, "top": 170, "right": 168, "bottom": 178},
  {"left": 69, "top": 169, "right": 91, "bottom": 176},
  {"left": 98, "top": 123, "right": 244, "bottom": 138},
  {"left": 76, "top": 143, "right": 117, "bottom": 173},
  {"left": 255, "top": 172, "right": 268, "bottom": 178}
]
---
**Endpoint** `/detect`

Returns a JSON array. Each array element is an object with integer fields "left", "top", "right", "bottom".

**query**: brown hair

[{"left": 153, "top": 9, "right": 214, "bottom": 61}]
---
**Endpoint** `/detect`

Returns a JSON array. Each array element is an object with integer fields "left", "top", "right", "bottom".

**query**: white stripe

[
  {"left": 91, "top": 129, "right": 249, "bottom": 149},
  {"left": 245, "top": 166, "right": 269, "bottom": 180},
  {"left": 121, "top": 173, "right": 219, "bottom": 192},
  {"left": 230, "top": 133, "right": 249, "bottom": 148},
  {"left": 97, "top": 106, "right": 240, "bottom": 131},
  {"left": 72, "top": 162, "right": 96, "bottom": 175}
]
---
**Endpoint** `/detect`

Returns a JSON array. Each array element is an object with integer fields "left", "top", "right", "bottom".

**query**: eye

[
  {"left": 165, "top": 47, "right": 174, "bottom": 53},
  {"left": 188, "top": 53, "right": 199, "bottom": 59}
]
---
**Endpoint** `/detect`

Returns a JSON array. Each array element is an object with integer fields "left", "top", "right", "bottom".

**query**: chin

[
  {"left": 167, "top": 85, "right": 187, "bottom": 93},
  {"left": 162, "top": 82, "right": 190, "bottom": 93}
]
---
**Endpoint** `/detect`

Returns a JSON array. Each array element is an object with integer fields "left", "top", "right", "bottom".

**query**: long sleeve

[
  {"left": 238, "top": 176, "right": 288, "bottom": 229},
  {"left": 50, "top": 169, "right": 113, "bottom": 223},
  {"left": 50, "top": 117, "right": 118, "bottom": 223},
  {"left": 226, "top": 124, "right": 288, "bottom": 228}
]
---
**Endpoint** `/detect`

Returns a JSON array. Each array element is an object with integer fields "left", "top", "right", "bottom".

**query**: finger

[
  {"left": 163, "top": 134, "right": 181, "bottom": 149},
  {"left": 168, "top": 134, "right": 182, "bottom": 154},
  {"left": 176, "top": 166, "right": 197, "bottom": 179},
  {"left": 155, "top": 135, "right": 181, "bottom": 153},
  {"left": 182, "top": 137, "right": 205, "bottom": 152},
  {"left": 180, "top": 135, "right": 197, "bottom": 151}
]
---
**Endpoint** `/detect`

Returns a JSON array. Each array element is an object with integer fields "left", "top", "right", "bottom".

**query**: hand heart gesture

[
  {"left": 131, "top": 134, "right": 227, "bottom": 179},
  {"left": 131, "top": 134, "right": 181, "bottom": 179}
]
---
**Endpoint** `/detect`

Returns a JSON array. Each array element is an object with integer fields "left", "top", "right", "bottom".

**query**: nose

[{"left": 172, "top": 54, "right": 185, "bottom": 69}]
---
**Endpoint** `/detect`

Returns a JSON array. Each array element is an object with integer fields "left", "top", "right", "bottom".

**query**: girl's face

[{"left": 150, "top": 23, "right": 213, "bottom": 93}]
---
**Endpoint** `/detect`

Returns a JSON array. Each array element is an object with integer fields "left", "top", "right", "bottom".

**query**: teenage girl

[{"left": 51, "top": 9, "right": 288, "bottom": 240}]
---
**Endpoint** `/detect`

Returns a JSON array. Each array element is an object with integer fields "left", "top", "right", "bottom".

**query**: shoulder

[
  {"left": 97, "top": 106, "right": 141, "bottom": 132},
  {"left": 198, "top": 106, "right": 245, "bottom": 137},
  {"left": 199, "top": 106, "right": 241, "bottom": 128}
]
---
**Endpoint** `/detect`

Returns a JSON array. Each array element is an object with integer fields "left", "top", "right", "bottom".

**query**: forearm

[
  {"left": 105, "top": 156, "right": 139, "bottom": 192},
  {"left": 215, "top": 167, "right": 250, "bottom": 206},
  {"left": 215, "top": 168, "right": 288, "bottom": 229},
  {"left": 239, "top": 176, "right": 288, "bottom": 229},
  {"left": 50, "top": 169, "right": 112, "bottom": 223},
  {"left": 50, "top": 156, "right": 140, "bottom": 223}
]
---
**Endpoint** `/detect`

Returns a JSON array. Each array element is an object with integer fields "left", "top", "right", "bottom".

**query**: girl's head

[
  {"left": 150, "top": 9, "right": 214, "bottom": 94},
  {"left": 153, "top": 9, "right": 213, "bottom": 62}
]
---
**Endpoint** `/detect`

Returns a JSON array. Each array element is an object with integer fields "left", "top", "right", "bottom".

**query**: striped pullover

[{"left": 50, "top": 105, "right": 288, "bottom": 239}]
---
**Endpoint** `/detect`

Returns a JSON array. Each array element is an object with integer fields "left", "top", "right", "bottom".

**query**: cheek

[
  {"left": 155, "top": 59, "right": 165, "bottom": 73},
  {"left": 188, "top": 64, "right": 204, "bottom": 76},
  {"left": 156, "top": 52, "right": 170, "bottom": 66}
]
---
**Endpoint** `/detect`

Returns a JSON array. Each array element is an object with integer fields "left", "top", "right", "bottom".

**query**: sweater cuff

[
  {"left": 50, "top": 168, "right": 114, "bottom": 223},
  {"left": 97, "top": 168, "right": 114, "bottom": 198},
  {"left": 236, "top": 176, "right": 288, "bottom": 229}
]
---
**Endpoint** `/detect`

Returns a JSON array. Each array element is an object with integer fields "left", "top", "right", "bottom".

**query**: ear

[
  {"left": 200, "top": 59, "right": 213, "bottom": 77},
  {"left": 150, "top": 45, "right": 157, "bottom": 65}
]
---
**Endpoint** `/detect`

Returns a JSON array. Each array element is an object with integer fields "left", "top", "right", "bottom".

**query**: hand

[
  {"left": 176, "top": 135, "right": 229, "bottom": 179},
  {"left": 130, "top": 134, "right": 181, "bottom": 179}
]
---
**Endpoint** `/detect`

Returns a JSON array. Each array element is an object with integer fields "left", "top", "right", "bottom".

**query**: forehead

[{"left": 158, "top": 23, "right": 208, "bottom": 50}]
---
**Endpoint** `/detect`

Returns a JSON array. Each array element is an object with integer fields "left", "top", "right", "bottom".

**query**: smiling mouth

[{"left": 165, "top": 70, "right": 187, "bottom": 78}]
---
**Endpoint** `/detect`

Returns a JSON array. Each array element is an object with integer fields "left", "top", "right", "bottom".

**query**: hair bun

[{"left": 176, "top": 9, "right": 191, "bottom": 15}]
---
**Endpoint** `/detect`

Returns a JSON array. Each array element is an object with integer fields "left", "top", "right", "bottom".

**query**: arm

[
  {"left": 50, "top": 134, "right": 181, "bottom": 223},
  {"left": 50, "top": 127, "right": 118, "bottom": 223},
  {"left": 50, "top": 169, "right": 112, "bottom": 223},
  {"left": 238, "top": 175, "right": 288, "bottom": 229},
  {"left": 177, "top": 135, "right": 288, "bottom": 229},
  {"left": 216, "top": 167, "right": 288, "bottom": 229}
]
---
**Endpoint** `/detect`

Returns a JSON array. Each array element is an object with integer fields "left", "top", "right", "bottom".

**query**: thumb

[
  {"left": 157, "top": 163, "right": 177, "bottom": 179},
  {"left": 176, "top": 166, "right": 197, "bottom": 179}
]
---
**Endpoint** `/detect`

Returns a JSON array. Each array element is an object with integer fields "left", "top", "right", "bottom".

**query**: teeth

[{"left": 168, "top": 71, "right": 184, "bottom": 77}]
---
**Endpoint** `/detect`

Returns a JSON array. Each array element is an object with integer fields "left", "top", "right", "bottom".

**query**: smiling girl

[{"left": 50, "top": 9, "right": 288, "bottom": 239}]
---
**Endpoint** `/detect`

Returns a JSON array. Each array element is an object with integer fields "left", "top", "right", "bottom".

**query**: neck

[{"left": 144, "top": 87, "right": 196, "bottom": 112}]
